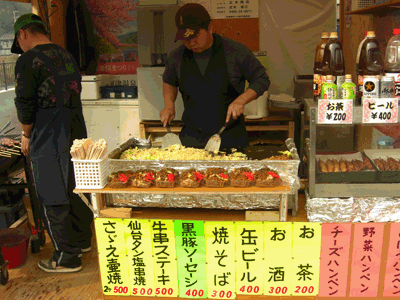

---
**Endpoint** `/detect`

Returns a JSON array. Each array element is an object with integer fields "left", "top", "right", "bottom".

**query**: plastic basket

[
  {"left": 351, "top": 0, "right": 376, "bottom": 10},
  {"left": 72, "top": 156, "right": 109, "bottom": 189}
]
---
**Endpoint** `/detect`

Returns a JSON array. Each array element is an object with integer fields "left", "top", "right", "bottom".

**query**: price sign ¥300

[{"left": 317, "top": 99, "right": 353, "bottom": 124}]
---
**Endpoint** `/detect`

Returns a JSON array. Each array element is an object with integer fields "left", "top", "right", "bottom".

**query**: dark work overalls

[
  {"left": 179, "top": 34, "right": 248, "bottom": 149},
  {"left": 29, "top": 47, "right": 93, "bottom": 264}
]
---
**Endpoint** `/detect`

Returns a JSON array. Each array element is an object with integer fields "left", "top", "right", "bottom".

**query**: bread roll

[
  {"left": 326, "top": 159, "right": 334, "bottom": 172},
  {"left": 388, "top": 157, "right": 398, "bottom": 171},
  {"left": 319, "top": 159, "right": 328, "bottom": 173},
  {"left": 363, "top": 156, "right": 373, "bottom": 170},
  {"left": 333, "top": 159, "right": 340, "bottom": 172},
  {"left": 339, "top": 159, "right": 347, "bottom": 172},
  {"left": 346, "top": 160, "right": 355, "bottom": 172}
]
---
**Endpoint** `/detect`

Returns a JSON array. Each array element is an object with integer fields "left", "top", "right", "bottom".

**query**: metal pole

[{"left": 2, "top": 61, "right": 7, "bottom": 91}]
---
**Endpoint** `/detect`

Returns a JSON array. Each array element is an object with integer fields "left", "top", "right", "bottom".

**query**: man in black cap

[
  {"left": 12, "top": 13, "right": 93, "bottom": 273},
  {"left": 160, "top": 3, "right": 270, "bottom": 149}
]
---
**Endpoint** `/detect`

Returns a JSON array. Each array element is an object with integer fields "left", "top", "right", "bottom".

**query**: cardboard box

[{"left": 100, "top": 207, "right": 133, "bottom": 218}]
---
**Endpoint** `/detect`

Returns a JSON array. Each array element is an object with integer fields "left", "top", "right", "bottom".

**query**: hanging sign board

[{"left": 212, "top": 0, "right": 259, "bottom": 19}]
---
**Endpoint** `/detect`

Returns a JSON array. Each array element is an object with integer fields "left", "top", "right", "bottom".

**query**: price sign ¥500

[
  {"left": 362, "top": 98, "right": 398, "bottom": 124},
  {"left": 317, "top": 99, "right": 353, "bottom": 124}
]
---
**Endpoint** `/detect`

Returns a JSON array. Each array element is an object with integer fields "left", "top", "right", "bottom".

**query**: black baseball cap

[
  {"left": 11, "top": 13, "right": 46, "bottom": 54},
  {"left": 174, "top": 3, "right": 211, "bottom": 42}
]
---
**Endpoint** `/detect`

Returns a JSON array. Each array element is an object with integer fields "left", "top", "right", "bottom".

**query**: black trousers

[
  {"left": 39, "top": 161, "right": 93, "bottom": 255},
  {"left": 40, "top": 194, "right": 93, "bottom": 254}
]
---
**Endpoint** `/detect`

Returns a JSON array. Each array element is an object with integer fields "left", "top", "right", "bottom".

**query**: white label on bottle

[
  {"left": 336, "top": 76, "right": 345, "bottom": 98},
  {"left": 385, "top": 72, "right": 400, "bottom": 97}
]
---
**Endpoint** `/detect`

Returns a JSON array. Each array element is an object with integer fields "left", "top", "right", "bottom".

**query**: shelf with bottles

[{"left": 346, "top": 0, "right": 400, "bottom": 15}]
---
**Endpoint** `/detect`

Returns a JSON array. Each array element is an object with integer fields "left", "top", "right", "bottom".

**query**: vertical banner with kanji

[
  {"left": 95, "top": 218, "right": 130, "bottom": 296},
  {"left": 124, "top": 219, "right": 155, "bottom": 296},
  {"left": 235, "top": 221, "right": 264, "bottom": 295},
  {"left": 151, "top": 220, "right": 179, "bottom": 297},
  {"left": 205, "top": 222, "right": 236, "bottom": 299},
  {"left": 175, "top": 220, "right": 207, "bottom": 298},
  {"left": 383, "top": 223, "right": 400, "bottom": 297},
  {"left": 349, "top": 223, "right": 384, "bottom": 297},
  {"left": 264, "top": 222, "right": 293, "bottom": 296},
  {"left": 292, "top": 222, "right": 321, "bottom": 296},
  {"left": 319, "top": 223, "right": 352, "bottom": 297}
]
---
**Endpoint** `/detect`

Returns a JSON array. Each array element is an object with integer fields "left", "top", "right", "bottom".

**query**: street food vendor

[{"left": 160, "top": 3, "right": 270, "bottom": 149}]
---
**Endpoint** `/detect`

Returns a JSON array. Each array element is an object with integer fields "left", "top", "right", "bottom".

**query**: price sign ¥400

[
  {"left": 362, "top": 98, "right": 398, "bottom": 124},
  {"left": 317, "top": 99, "right": 353, "bottom": 124}
]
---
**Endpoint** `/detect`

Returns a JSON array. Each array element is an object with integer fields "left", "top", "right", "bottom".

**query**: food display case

[{"left": 302, "top": 98, "right": 400, "bottom": 222}]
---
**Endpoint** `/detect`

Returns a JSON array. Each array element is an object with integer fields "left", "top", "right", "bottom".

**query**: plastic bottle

[
  {"left": 313, "top": 32, "right": 329, "bottom": 101},
  {"left": 340, "top": 74, "right": 356, "bottom": 105},
  {"left": 357, "top": 31, "right": 384, "bottom": 104},
  {"left": 321, "top": 75, "right": 337, "bottom": 99},
  {"left": 321, "top": 32, "right": 345, "bottom": 98},
  {"left": 384, "top": 28, "right": 400, "bottom": 98}
]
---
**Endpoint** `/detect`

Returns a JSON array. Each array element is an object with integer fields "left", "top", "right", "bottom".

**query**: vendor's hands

[
  {"left": 226, "top": 98, "right": 245, "bottom": 122},
  {"left": 160, "top": 107, "right": 176, "bottom": 127},
  {"left": 21, "top": 136, "right": 30, "bottom": 156}
]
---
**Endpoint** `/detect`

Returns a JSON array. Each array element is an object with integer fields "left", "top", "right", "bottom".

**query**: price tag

[
  {"left": 318, "top": 99, "right": 353, "bottom": 124},
  {"left": 362, "top": 98, "right": 398, "bottom": 123}
]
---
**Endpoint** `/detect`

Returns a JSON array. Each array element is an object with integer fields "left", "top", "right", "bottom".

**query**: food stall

[{"left": 73, "top": 138, "right": 301, "bottom": 222}]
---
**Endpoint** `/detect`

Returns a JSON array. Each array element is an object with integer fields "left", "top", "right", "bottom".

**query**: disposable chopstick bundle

[{"left": 70, "top": 138, "right": 108, "bottom": 160}]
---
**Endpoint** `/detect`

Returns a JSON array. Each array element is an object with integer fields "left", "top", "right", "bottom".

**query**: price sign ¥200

[
  {"left": 317, "top": 99, "right": 353, "bottom": 124},
  {"left": 362, "top": 98, "right": 398, "bottom": 124}
]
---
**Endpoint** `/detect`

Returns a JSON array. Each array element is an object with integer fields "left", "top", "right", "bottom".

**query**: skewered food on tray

[
  {"left": 1, "top": 138, "right": 20, "bottom": 147},
  {"left": 155, "top": 168, "right": 179, "bottom": 188},
  {"left": 317, "top": 156, "right": 376, "bottom": 173},
  {"left": 229, "top": 167, "right": 255, "bottom": 187},
  {"left": 254, "top": 167, "right": 281, "bottom": 187},
  {"left": 180, "top": 169, "right": 204, "bottom": 188},
  {"left": 205, "top": 168, "right": 229, "bottom": 188},
  {"left": 119, "top": 144, "right": 247, "bottom": 161},
  {"left": 373, "top": 157, "right": 400, "bottom": 171}
]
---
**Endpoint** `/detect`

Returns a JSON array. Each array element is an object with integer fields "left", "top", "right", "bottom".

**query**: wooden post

[
  {"left": 49, "top": 0, "right": 68, "bottom": 48},
  {"left": 30, "top": 0, "right": 67, "bottom": 48}
]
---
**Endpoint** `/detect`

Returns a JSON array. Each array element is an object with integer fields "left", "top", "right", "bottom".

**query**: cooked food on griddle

[{"left": 119, "top": 144, "right": 247, "bottom": 161}]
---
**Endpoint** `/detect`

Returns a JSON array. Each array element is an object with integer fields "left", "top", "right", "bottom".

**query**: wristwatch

[{"left": 22, "top": 131, "right": 31, "bottom": 139}]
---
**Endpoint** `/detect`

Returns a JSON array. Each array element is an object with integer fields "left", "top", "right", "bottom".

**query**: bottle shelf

[{"left": 346, "top": 0, "right": 400, "bottom": 15}]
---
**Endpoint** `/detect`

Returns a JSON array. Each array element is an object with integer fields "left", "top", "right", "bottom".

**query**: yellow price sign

[
  {"left": 264, "top": 222, "right": 292, "bottom": 296},
  {"left": 95, "top": 218, "right": 130, "bottom": 296},
  {"left": 124, "top": 219, "right": 155, "bottom": 297},
  {"left": 235, "top": 221, "right": 264, "bottom": 295},
  {"left": 205, "top": 222, "right": 236, "bottom": 299},
  {"left": 150, "top": 220, "right": 179, "bottom": 297},
  {"left": 292, "top": 222, "right": 322, "bottom": 296}
]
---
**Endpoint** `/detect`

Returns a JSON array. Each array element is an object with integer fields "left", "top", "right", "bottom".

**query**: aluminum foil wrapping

[
  {"left": 110, "top": 192, "right": 282, "bottom": 210},
  {"left": 306, "top": 195, "right": 400, "bottom": 223},
  {"left": 107, "top": 139, "right": 300, "bottom": 209}
]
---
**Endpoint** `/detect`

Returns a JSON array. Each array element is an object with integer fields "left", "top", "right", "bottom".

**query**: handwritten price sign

[
  {"left": 318, "top": 99, "right": 353, "bottom": 124},
  {"left": 362, "top": 98, "right": 398, "bottom": 124}
]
